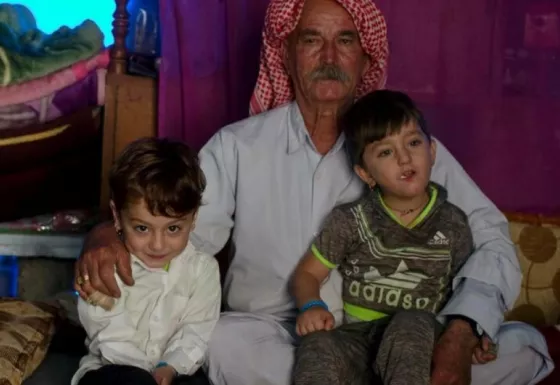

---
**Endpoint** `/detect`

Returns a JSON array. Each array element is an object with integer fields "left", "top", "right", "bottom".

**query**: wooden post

[
  {"left": 109, "top": 0, "right": 129, "bottom": 75},
  {"left": 100, "top": 0, "right": 157, "bottom": 216}
]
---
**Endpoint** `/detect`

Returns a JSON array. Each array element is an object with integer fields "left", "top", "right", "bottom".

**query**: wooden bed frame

[{"left": 100, "top": 0, "right": 158, "bottom": 214}]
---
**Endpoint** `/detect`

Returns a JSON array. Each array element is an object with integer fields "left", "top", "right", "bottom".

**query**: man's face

[{"left": 285, "top": 0, "right": 370, "bottom": 107}]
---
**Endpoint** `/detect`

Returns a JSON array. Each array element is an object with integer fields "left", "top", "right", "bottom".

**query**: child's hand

[
  {"left": 296, "top": 307, "right": 335, "bottom": 336},
  {"left": 153, "top": 364, "right": 176, "bottom": 385},
  {"left": 472, "top": 335, "right": 498, "bottom": 365}
]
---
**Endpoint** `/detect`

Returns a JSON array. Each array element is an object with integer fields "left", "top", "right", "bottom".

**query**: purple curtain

[
  {"left": 375, "top": 0, "right": 559, "bottom": 215},
  {"left": 158, "top": 0, "right": 558, "bottom": 215},
  {"left": 158, "top": 0, "right": 269, "bottom": 150}
]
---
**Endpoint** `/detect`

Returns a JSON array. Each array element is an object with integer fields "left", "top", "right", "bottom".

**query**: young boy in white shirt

[{"left": 72, "top": 138, "right": 221, "bottom": 385}]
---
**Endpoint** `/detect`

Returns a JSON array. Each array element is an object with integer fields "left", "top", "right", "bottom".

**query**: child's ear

[
  {"left": 109, "top": 200, "right": 122, "bottom": 231},
  {"left": 354, "top": 164, "right": 376, "bottom": 189},
  {"left": 429, "top": 139, "right": 437, "bottom": 166},
  {"left": 190, "top": 210, "right": 199, "bottom": 231}
]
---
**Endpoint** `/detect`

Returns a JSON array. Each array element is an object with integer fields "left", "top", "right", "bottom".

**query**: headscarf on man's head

[{"left": 249, "top": 0, "right": 389, "bottom": 116}]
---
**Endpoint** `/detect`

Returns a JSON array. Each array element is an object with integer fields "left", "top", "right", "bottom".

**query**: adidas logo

[
  {"left": 428, "top": 231, "right": 449, "bottom": 246},
  {"left": 363, "top": 261, "right": 430, "bottom": 290}
]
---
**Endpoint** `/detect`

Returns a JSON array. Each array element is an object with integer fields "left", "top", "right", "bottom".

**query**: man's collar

[
  {"left": 286, "top": 102, "right": 346, "bottom": 155},
  {"left": 287, "top": 102, "right": 307, "bottom": 154}
]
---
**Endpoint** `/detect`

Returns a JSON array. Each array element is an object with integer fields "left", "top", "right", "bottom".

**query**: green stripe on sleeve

[{"left": 311, "top": 244, "right": 337, "bottom": 269}]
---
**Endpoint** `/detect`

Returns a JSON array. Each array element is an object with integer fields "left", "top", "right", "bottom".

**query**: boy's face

[
  {"left": 110, "top": 199, "right": 196, "bottom": 268},
  {"left": 354, "top": 122, "right": 436, "bottom": 199}
]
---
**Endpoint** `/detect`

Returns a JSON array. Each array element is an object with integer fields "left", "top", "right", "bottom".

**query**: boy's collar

[
  {"left": 375, "top": 183, "right": 441, "bottom": 229},
  {"left": 130, "top": 254, "right": 171, "bottom": 273}
]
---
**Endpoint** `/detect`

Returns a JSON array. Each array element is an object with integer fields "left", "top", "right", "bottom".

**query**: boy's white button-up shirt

[{"left": 71, "top": 241, "right": 221, "bottom": 385}]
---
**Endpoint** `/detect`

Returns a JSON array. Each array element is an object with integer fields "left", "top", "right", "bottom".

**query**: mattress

[
  {"left": 0, "top": 50, "right": 109, "bottom": 107},
  {"left": 0, "top": 106, "right": 102, "bottom": 222},
  {"left": 0, "top": 68, "right": 106, "bottom": 130},
  {"left": 0, "top": 233, "right": 84, "bottom": 259}
]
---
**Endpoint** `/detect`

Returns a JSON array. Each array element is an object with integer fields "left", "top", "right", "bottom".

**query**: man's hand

[
  {"left": 153, "top": 365, "right": 177, "bottom": 385},
  {"left": 472, "top": 335, "right": 498, "bottom": 365},
  {"left": 432, "top": 319, "right": 478, "bottom": 385},
  {"left": 296, "top": 307, "right": 335, "bottom": 336},
  {"left": 74, "top": 222, "right": 133, "bottom": 300}
]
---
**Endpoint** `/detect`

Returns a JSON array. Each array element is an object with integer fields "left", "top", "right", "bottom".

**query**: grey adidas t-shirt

[{"left": 312, "top": 183, "right": 474, "bottom": 321}]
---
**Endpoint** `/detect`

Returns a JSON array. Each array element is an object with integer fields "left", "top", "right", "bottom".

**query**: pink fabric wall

[
  {"left": 158, "top": 0, "right": 558, "bottom": 215},
  {"left": 375, "top": 0, "right": 559, "bottom": 214},
  {"left": 158, "top": 0, "right": 269, "bottom": 150}
]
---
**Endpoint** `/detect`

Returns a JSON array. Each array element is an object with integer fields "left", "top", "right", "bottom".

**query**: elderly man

[{"left": 76, "top": 0, "right": 552, "bottom": 384}]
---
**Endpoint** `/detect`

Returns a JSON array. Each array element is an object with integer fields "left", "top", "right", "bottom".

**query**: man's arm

[
  {"left": 75, "top": 222, "right": 132, "bottom": 298},
  {"left": 161, "top": 256, "right": 221, "bottom": 375},
  {"left": 431, "top": 139, "right": 521, "bottom": 339},
  {"left": 190, "top": 130, "right": 238, "bottom": 255}
]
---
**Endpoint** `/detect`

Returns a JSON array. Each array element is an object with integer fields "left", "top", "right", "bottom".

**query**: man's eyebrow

[
  {"left": 339, "top": 30, "right": 358, "bottom": 38},
  {"left": 298, "top": 28, "right": 321, "bottom": 37}
]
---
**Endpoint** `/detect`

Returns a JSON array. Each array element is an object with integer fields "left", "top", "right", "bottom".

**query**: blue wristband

[
  {"left": 155, "top": 362, "right": 168, "bottom": 369},
  {"left": 300, "top": 299, "right": 328, "bottom": 313}
]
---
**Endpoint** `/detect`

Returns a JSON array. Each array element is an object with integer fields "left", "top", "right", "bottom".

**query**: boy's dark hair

[
  {"left": 109, "top": 137, "right": 206, "bottom": 217},
  {"left": 341, "top": 90, "right": 430, "bottom": 167}
]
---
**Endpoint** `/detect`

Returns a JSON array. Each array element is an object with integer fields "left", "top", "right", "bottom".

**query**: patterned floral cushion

[
  {"left": 0, "top": 299, "right": 59, "bottom": 385},
  {"left": 505, "top": 214, "right": 560, "bottom": 326}
]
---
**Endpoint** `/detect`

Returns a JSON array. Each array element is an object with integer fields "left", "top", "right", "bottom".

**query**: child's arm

[
  {"left": 78, "top": 288, "right": 151, "bottom": 369},
  {"left": 291, "top": 206, "right": 353, "bottom": 309},
  {"left": 160, "top": 255, "right": 221, "bottom": 376},
  {"left": 292, "top": 251, "right": 332, "bottom": 308}
]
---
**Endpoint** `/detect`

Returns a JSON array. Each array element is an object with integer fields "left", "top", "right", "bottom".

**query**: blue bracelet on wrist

[
  {"left": 300, "top": 299, "right": 328, "bottom": 313},
  {"left": 155, "top": 361, "right": 168, "bottom": 369}
]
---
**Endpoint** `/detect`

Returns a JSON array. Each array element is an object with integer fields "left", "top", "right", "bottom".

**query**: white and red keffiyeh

[{"left": 249, "top": 0, "right": 389, "bottom": 116}]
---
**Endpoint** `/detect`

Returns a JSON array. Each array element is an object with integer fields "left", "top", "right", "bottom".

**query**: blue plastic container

[
  {"left": 0, "top": 256, "right": 19, "bottom": 297},
  {"left": 126, "top": 0, "right": 160, "bottom": 56}
]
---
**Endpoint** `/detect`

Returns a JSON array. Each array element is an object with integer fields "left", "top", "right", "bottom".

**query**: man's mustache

[{"left": 309, "top": 64, "right": 350, "bottom": 82}]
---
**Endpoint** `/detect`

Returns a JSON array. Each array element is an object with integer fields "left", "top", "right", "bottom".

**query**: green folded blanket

[{"left": 0, "top": 3, "right": 104, "bottom": 86}]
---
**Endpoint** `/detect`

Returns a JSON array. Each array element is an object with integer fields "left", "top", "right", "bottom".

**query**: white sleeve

[
  {"left": 78, "top": 289, "right": 151, "bottom": 370},
  {"left": 191, "top": 129, "right": 237, "bottom": 255},
  {"left": 431, "top": 139, "right": 521, "bottom": 338},
  {"left": 161, "top": 255, "right": 222, "bottom": 375}
]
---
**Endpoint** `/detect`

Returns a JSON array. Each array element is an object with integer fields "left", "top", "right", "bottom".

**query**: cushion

[
  {"left": 505, "top": 214, "right": 560, "bottom": 326},
  {"left": 0, "top": 298, "right": 59, "bottom": 385}
]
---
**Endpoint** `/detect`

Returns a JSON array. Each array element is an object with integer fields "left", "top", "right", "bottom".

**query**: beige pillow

[
  {"left": 0, "top": 298, "right": 59, "bottom": 385},
  {"left": 506, "top": 214, "right": 560, "bottom": 326}
]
